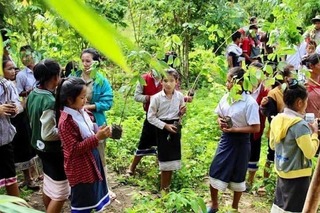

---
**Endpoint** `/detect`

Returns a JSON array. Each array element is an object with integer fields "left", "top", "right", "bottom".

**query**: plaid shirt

[{"left": 58, "top": 111, "right": 102, "bottom": 187}]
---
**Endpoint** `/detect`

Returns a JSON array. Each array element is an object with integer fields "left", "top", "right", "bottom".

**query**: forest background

[{"left": 0, "top": 0, "right": 320, "bottom": 212}]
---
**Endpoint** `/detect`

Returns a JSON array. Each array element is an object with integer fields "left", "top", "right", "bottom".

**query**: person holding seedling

[
  {"left": 147, "top": 68, "right": 186, "bottom": 192},
  {"left": 207, "top": 67, "right": 260, "bottom": 213}
]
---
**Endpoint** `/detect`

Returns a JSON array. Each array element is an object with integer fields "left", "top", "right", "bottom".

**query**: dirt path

[{"left": 25, "top": 171, "right": 271, "bottom": 213}]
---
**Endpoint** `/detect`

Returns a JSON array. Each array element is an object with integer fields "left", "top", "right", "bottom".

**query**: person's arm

[
  {"left": 223, "top": 124, "right": 260, "bottom": 133},
  {"left": 134, "top": 82, "right": 149, "bottom": 103},
  {"left": 227, "top": 55, "right": 233, "bottom": 68},
  {"left": 147, "top": 95, "right": 166, "bottom": 129},
  {"left": 296, "top": 123, "right": 319, "bottom": 159},
  {"left": 40, "top": 109, "right": 59, "bottom": 141},
  {"left": 87, "top": 78, "right": 113, "bottom": 112}
]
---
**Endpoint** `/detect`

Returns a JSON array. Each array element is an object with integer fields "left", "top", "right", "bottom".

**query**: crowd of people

[
  {"left": 212, "top": 15, "right": 320, "bottom": 213},
  {"left": 1, "top": 15, "right": 320, "bottom": 213}
]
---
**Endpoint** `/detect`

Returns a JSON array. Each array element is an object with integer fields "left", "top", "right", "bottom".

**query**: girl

[
  {"left": 207, "top": 67, "right": 260, "bottom": 213},
  {"left": 147, "top": 68, "right": 186, "bottom": 191},
  {"left": 57, "top": 77, "right": 112, "bottom": 213},
  {"left": 0, "top": 68, "right": 20, "bottom": 197},
  {"left": 27, "top": 59, "right": 69, "bottom": 213},
  {"left": 270, "top": 79, "right": 319, "bottom": 213},
  {"left": 71, "top": 48, "right": 115, "bottom": 199},
  {"left": 3, "top": 59, "right": 39, "bottom": 190},
  {"left": 259, "top": 64, "right": 294, "bottom": 193}
]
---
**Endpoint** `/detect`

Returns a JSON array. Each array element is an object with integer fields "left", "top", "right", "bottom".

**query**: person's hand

[
  {"left": 95, "top": 125, "right": 112, "bottom": 140},
  {"left": 222, "top": 127, "right": 235, "bottom": 133},
  {"left": 179, "top": 106, "right": 186, "bottom": 116},
  {"left": 260, "top": 97, "right": 269, "bottom": 106},
  {"left": 164, "top": 124, "right": 177, "bottom": 134},
  {"left": 184, "top": 96, "right": 193, "bottom": 103},
  {"left": 84, "top": 104, "right": 95, "bottom": 111},
  {"left": 0, "top": 104, "right": 17, "bottom": 116},
  {"left": 308, "top": 118, "right": 319, "bottom": 134},
  {"left": 217, "top": 117, "right": 228, "bottom": 130}
]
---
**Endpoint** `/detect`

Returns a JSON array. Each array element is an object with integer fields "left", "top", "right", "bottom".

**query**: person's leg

[
  {"left": 209, "top": 185, "right": 219, "bottom": 210},
  {"left": 42, "top": 192, "right": 51, "bottom": 209},
  {"left": 160, "top": 171, "right": 173, "bottom": 192},
  {"left": 6, "top": 183, "right": 19, "bottom": 197},
  {"left": 232, "top": 191, "right": 242, "bottom": 210},
  {"left": 247, "top": 136, "right": 261, "bottom": 188},
  {"left": 46, "top": 200, "right": 65, "bottom": 213},
  {"left": 128, "top": 155, "right": 143, "bottom": 174}
]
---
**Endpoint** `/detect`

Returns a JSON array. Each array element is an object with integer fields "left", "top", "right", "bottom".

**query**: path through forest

[{"left": 26, "top": 170, "right": 271, "bottom": 213}]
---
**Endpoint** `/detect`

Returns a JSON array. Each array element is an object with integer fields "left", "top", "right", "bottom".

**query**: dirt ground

[{"left": 25, "top": 171, "right": 271, "bottom": 213}]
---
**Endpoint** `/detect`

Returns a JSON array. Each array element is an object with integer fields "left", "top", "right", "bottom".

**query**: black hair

[
  {"left": 249, "top": 61, "right": 264, "bottom": 69},
  {"left": 272, "top": 64, "right": 294, "bottom": 88},
  {"left": 283, "top": 79, "right": 307, "bottom": 109},
  {"left": 33, "top": 59, "right": 60, "bottom": 86},
  {"left": 55, "top": 77, "right": 86, "bottom": 124},
  {"left": 228, "top": 67, "right": 245, "bottom": 81},
  {"left": 164, "top": 68, "right": 179, "bottom": 81},
  {"left": 65, "top": 61, "right": 78, "bottom": 77},
  {"left": 19, "top": 45, "right": 33, "bottom": 53},
  {"left": 2, "top": 59, "right": 11, "bottom": 69},
  {"left": 250, "top": 16, "right": 257, "bottom": 24},
  {"left": 306, "top": 53, "right": 320, "bottom": 68},
  {"left": 249, "top": 24, "right": 258, "bottom": 30},
  {"left": 232, "top": 31, "right": 242, "bottom": 42},
  {"left": 81, "top": 48, "right": 101, "bottom": 65}
]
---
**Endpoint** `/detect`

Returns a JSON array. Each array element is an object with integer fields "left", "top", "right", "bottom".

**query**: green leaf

[
  {"left": 275, "top": 74, "right": 283, "bottom": 80},
  {"left": 172, "top": 34, "right": 182, "bottom": 45},
  {"left": 265, "top": 78, "right": 276, "bottom": 87},
  {"left": 264, "top": 65, "right": 273, "bottom": 75},
  {"left": 43, "top": 0, "right": 131, "bottom": 72},
  {"left": 173, "top": 57, "right": 181, "bottom": 67}
]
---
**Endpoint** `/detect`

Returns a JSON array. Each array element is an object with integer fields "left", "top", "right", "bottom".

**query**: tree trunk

[{"left": 303, "top": 156, "right": 320, "bottom": 212}]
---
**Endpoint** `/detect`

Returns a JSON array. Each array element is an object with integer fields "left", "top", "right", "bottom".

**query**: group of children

[
  {"left": 206, "top": 53, "right": 320, "bottom": 213},
  {"left": 1, "top": 45, "right": 189, "bottom": 212}
]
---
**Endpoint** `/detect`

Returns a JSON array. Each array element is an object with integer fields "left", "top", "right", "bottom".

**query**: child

[
  {"left": 270, "top": 79, "right": 319, "bottom": 212},
  {"left": 259, "top": 65, "right": 294, "bottom": 194},
  {"left": 207, "top": 67, "right": 260, "bottom": 213},
  {"left": 226, "top": 30, "right": 243, "bottom": 68},
  {"left": 0, "top": 75, "right": 20, "bottom": 197},
  {"left": 3, "top": 59, "right": 39, "bottom": 190},
  {"left": 56, "top": 77, "right": 112, "bottom": 212},
  {"left": 147, "top": 68, "right": 186, "bottom": 191},
  {"left": 27, "top": 59, "right": 69, "bottom": 213}
]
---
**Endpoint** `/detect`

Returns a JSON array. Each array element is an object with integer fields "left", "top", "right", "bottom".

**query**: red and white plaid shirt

[{"left": 58, "top": 111, "right": 102, "bottom": 187}]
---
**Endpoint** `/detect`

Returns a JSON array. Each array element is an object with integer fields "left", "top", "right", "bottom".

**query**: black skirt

[
  {"left": 10, "top": 111, "right": 36, "bottom": 170},
  {"left": 156, "top": 120, "right": 181, "bottom": 162}
]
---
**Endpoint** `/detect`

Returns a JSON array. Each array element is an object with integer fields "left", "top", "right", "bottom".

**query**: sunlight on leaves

[{"left": 43, "top": 0, "right": 131, "bottom": 72}]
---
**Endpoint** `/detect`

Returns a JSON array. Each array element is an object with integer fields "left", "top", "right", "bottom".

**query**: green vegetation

[{"left": 1, "top": 0, "right": 320, "bottom": 212}]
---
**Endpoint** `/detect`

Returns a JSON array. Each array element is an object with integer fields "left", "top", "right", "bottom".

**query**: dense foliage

[{"left": 1, "top": 0, "right": 320, "bottom": 212}]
